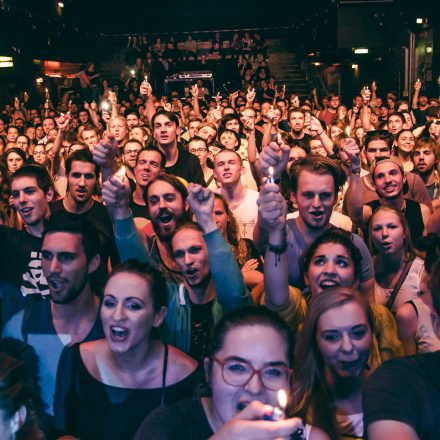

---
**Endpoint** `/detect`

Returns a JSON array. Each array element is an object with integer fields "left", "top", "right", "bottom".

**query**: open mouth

[
  {"left": 158, "top": 212, "right": 173, "bottom": 224},
  {"left": 48, "top": 278, "right": 66, "bottom": 292},
  {"left": 21, "top": 207, "right": 33, "bottom": 216},
  {"left": 110, "top": 326, "right": 129, "bottom": 341},
  {"left": 310, "top": 211, "right": 324, "bottom": 219},
  {"left": 319, "top": 279, "right": 339, "bottom": 289}
]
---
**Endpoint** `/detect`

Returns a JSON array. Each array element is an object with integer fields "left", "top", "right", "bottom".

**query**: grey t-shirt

[{"left": 286, "top": 218, "right": 374, "bottom": 289}]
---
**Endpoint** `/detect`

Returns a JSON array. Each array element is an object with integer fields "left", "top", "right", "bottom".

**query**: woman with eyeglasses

[{"left": 135, "top": 306, "right": 328, "bottom": 440}]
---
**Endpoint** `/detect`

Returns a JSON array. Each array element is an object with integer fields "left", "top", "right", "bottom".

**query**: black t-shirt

[
  {"left": 189, "top": 300, "right": 214, "bottom": 362},
  {"left": 165, "top": 148, "right": 206, "bottom": 186},
  {"left": 134, "top": 398, "right": 213, "bottom": 440},
  {"left": 286, "top": 132, "right": 311, "bottom": 154},
  {"left": 0, "top": 226, "right": 48, "bottom": 301},
  {"left": 363, "top": 351, "right": 440, "bottom": 440},
  {"left": 50, "top": 200, "right": 119, "bottom": 291}
]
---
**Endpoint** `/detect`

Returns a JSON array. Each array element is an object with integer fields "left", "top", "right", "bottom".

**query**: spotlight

[
  {"left": 58, "top": 2, "right": 64, "bottom": 7},
  {"left": 354, "top": 48, "right": 369, "bottom": 55},
  {"left": 36, "top": 77, "right": 44, "bottom": 84},
  {"left": 416, "top": 18, "right": 423, "bottom": 24}
]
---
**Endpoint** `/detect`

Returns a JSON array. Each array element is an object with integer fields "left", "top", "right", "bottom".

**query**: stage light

[
  {"left": 0, "top": 56, "right": 12, "bottom": 62},
  {"left": 58, "top": 2, "right": 64, "bottom": 7},
  {"left": 416, "top": 18, "right": 423, "bottom": 24},
  {"left": 426, "top": 45, "right": 433, "bottom": 54},
  {"left": 0, "top": 62, "right": 13, "bottom": 68},
  {"left": 36, "top": 77, "right": 44, "bottom": 84},
  {"left": 352, "top": 64, "right": 358, "bottom": 69},
  {"left": 354, "top": 48, "right": 369, "bottom": 55}
]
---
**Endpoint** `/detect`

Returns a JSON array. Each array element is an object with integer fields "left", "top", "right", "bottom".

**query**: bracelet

[
  {"left": 318, "top": 130, "right": 324, "bottom": 136},
  {"left": 268, "top": 241, "right": 287, "bottom": 267}
]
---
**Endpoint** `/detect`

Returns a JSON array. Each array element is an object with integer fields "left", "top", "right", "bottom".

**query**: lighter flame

[
  {"left": 345, "top": 126, "right": 351, "bottom": 136},
  {"left": 277, "top": 132, "right": 282, "bottom": 144},
  {"left": 277, "top": 389, "right": 287, "bottom": 410},
  {"left": 268, "top": 166, "right": 274, "bottom": 179},
  {"left": 144, "top": 74, "right": 148, "bottom": 82}
]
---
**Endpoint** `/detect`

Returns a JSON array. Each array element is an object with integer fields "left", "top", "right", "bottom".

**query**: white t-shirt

[{"left": 230, "top": 189, "right": 259, "bottom": 240}]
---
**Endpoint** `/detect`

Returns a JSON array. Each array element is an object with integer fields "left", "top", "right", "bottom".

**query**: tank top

[{"left": 409, "top": 297, "right": 440, "bottom": 354}]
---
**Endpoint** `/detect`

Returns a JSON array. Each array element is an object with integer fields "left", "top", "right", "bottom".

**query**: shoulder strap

[
  {"left": 160, "top": 343, "right": 169, "bottom": 406},
  {"left": 386, "top": 255, "right": 415, "bottom": 310}
]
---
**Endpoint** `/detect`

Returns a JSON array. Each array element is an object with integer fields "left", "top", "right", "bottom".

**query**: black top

[
  {"left": 165, "top": 147, "right": 206, "bottom": 186},
  {"left": 134, "top": 398, "right": 213, "bottom": 440},
  {"left": 0, "top": 226, "right": 46, "bottom": 295},
  {"left": 363, "top": 351, "right": 440, "bottom": 439},
  {"left": 55, "top": 343, "right": 202, "bottom": 440}
]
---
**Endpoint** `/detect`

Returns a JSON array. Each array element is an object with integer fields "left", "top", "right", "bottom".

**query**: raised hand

[
  {"left": 56, "top": 113, "right": 71, "bottom": 131},
  {"left": 187, "top": 183, "right": 216, "bottom": 232},
  {"left": 267, "top": 106, "right": 276, "bottom": 122},
  {"left": 83, "top": 101, "right": 90, "bottom": 110},
  {"left": 90, "top": 101, "right": 97, "bottom": 111},
  {"left": 108, "top": 90, "right": 117, "bottom": 105},
  {"left": 257, "top": 183, "right": 287, "bottom": 231},
  {"left": 246, "top": 87, "right": 256, "bottom": 103},
  {"left": 140, "top": 80, "right": 152, "bottom": 97},
  {"left": 101, "top": 174, "right": 131, "bottom": 219},
  {"left": 258, "top": 141, "right": 290, "bottom": 180},
  {"left": 190, "top": 84, "right": 199, "bottom": 98},
  {"left": 310, "top": 115, "right": 323, "bottom": 133},
  {"left": 414, "top": 79, "right": 422, "bottom": 91},
  {"left": 341, "top": 137, "right": 361, "bottom": 172},
  {"left": 371, "top": 81, "right": 377, "bottom": 92},
  {"left": 361, "top": 87, "right": 371, "bottom": 103},
  {"left": 92, "top": 133, "right": 119, "bottom": 170},
  {"left": 212, "top": 400, "right": 304, "bottom": 440}
]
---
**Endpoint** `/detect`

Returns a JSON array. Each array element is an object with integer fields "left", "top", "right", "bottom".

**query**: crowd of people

[{"left": 0, "top": 57, "right": 439, "bottom": 440}]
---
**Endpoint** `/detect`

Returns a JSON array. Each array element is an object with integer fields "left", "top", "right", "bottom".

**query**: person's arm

[
  {"left": 368, "top": 421, "right": 419, "bottom": 440},
  {"left": 342, "top": 138, "right": 364, "bottom": 227},
  {"left": 140, "top": 80, "right": 156, "bottom": 125},
  {"left": 420, "top": 203, "right": 431, "bottom": 235},
  {"left": 412, "top": 80, "right": 421, "bottom": 110},
  {"left": 101, "top": 174, "right": 149, "bottom": 263},
  {"left": 395, "top": 302, "right": 418, "bottom": 356},
  {"left": 108, "top": 91, "right": 118, "bottom": 118},
  {"left": 254, "top": 141, "right": 290, "bottom": 254},
  {"left": 310, "top": 116, "right": 334, "bottom": 155},
  {"left": 51, "top": 114, "right": 70, "bottom": 175},
  {"left": 188, "top": 184, "right": 249, "bottom": 311},
  {"left": 360, "top": 89, "right": 374, "bottom": 131},
  {"left": 190, "top": 84, "right": 201, "bottom": 118},
  {"left": 92, "top": 134, "right": 119, "bottom": 183},
  {"left": 261, "top": 185, "right": 290, "bottom": 309},
  {"left": 245, "top": 87, "right": 256, "bottom": 108},
  {"left": 88, "top": 101, "right": 101, "bottom": 129},
  {"left": 261, "top": 107, "right": 278, "bottom": 149},
  {"left": 311, "top": 88, "right": 321, "bottom": 111},
  {"left": 246, "top": 127, "right": 263, "bottom": 188}
]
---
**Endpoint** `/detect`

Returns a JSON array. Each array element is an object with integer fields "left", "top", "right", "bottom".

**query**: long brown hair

[{"left": 290, "top": 287, "right": 373, "bottom": 440}]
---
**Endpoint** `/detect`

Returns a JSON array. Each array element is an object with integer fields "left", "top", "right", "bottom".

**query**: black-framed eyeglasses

[
  {"left": 189, "top": 148, "right": 207, "bottom": 154},
  {"left": 213, "top": 357, "right": 292, "bottom": 391}
]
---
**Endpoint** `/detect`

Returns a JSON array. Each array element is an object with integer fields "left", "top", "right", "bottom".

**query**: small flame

[
  {"left": 277, "top": 132, "right": 282, "bottom": 144},
  {"left": 345, "top": 126, "right": 351, "bottom": 137},
  {"left": 277, "top": 389, "right": 287, "bottom": 410},
  {"left": 144, "top": 74, "right": 148, "bottom": 82},
  {"left": 268, "top": 166, "right": 274, "bottom": 178}
]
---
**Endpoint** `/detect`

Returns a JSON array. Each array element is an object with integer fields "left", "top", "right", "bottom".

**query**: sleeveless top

[
  {"left": 365, "top": 199, "right": 424, "bottom": 248},
  {"left": 336, "top": 412, "right": 364, "bottom": 439},
  {"left": 408, "top": 297, "right": 440, "bottom": 354},
  {"left": 374, "top": 256, "right": 424, "bottom": 310},
  {"left": 59, "top": 344, "right": 200, "bottom": 440}
]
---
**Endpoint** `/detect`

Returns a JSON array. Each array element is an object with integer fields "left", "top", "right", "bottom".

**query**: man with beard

[
  {"left": 103, "top": 173, "right": 191, "bottom": 283},
  {"left": 255, "top": 147, "right": 375, "bottom": 299},
  {"left": 317, "top": 93, "right": 339, "bottom": 126},
  {"left": 103, "top": 179, "right": 248, "bottom": 359},
  {"left": 130, "top": 146, "right": 166, "bottom": 233},
  {"left": 122, "top": 139, "right": 143, "bottom": 184},
  {"left": 361, "top": 157, "right": 430, "bottom": 248},
  {"left": 2, "top": 213, "right": 104, "bottom": 427},
  {"left": 412, "top": 138, "right": 440, "bottom": 207},
  {"left": 348, "top": 130, "right": 432, "bottom": 223},
  {"left": 50, "top": 149, "right": 118, "bottom": 285},
  {"left": 285, "top": 107, "right": 311, "bottom": 153}
]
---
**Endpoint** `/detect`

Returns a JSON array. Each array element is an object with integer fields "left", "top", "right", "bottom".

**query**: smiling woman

[{"left": 53, "top": 260, "right": 200, "bottom": 440}]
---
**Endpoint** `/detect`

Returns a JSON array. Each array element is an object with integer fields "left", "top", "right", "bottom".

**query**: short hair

[
  {"left": 288, "top": 107, "right": 305, "bottom": 119},
  {"left": 107, "top": 260, "right": 167, "bottom": 312},
  {"left": 81, "top": 125, "right": 98, "bottom": 134},
  {"left": 289, "top": 155, "right": 346, "bottom": 197},
  {"left": 65, "top": 149, "right": 100, "bottom": 177},
  {"left": 387, "top": 111, "right": 405, "bottom": 124},
  {"left": 136, "top": 146, "right": 166, "bottom": 169},
  {"left": 43, "top": 212, "right": 100, "bottom": 262},
  {"left": 151, "top": 110, "right": 179, "bottom": 128},
  {"left": 124, "top": 108, "right": 140, "bottom": 119},
  {"left": 188, "top": 136, "right": 208, "bottom": 149},
  {"left": 11, "top": 164, "right": 53, "bottom": 194},
  {"left": 214, "top": 148, "right": 243, "bottom": 166},
  {"left": 7, "top": 125, "right": 18, "bottom": 133},
  {"left": 364, "top": 130, "right": 393, "bottom": 151},
  {"left": 5, "top": 147, "right": 26, "bottom": 162},
  {"left": 123, "top": 139, "right": 143, "bottom": 153}
]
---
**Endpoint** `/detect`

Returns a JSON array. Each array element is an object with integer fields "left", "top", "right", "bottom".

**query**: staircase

[{"left": 267, "top": 39, "right": 311, "bottom": 100}]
